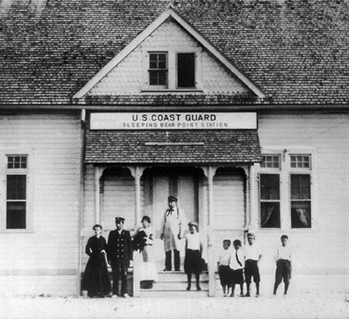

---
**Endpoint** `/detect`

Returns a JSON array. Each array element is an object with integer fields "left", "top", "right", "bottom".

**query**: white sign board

[{"left": 90, "top": 112, "right": 257, "bottom": 130}]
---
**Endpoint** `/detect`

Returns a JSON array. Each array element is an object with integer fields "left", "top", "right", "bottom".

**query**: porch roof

[{"left": 85, "top": 130, "right": 261, "bottom": 164}]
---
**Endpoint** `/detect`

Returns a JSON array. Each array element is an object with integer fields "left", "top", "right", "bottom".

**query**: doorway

[{"left": 143, "top": 167, "right": 200, "bottom": 270}]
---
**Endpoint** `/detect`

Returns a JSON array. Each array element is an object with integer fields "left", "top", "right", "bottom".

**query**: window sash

[
  {"left": 177, "top": 53, "right": 195, "bottom": 88},
  {"left": 149, "top": 52, "right": 168, "bottom": 87},
  {"left": 260, "top": 174, "right": 281, "bottom": 228},
  {"left": 6, "top": 174, "right": 27, "bottom": 230}
]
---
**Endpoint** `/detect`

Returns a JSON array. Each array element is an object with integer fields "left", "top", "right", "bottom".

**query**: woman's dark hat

[{"left": 188, "top": 221, "right": 198, "bottom": 228}]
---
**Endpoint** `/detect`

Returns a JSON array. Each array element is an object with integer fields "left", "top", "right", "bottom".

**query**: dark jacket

[{"left": 107, "top": 229, "right": 132, "bottom": 267}]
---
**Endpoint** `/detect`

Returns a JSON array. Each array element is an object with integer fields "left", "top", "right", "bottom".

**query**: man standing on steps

[{"left": 160, "top": 196, "right": 185, "bottom": 271}]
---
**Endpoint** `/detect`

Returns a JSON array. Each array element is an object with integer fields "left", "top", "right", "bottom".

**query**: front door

[{"left": 145, "top": 167, "right": 199, "bottom": 270}]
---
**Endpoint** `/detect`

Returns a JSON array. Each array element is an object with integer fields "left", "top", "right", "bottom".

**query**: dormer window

[
  {"left": 143, "top": 49, "right": 201, "bottom": 91},
  {"left": 149, "top": 52, "right": 168, "bottom": 88},
  {"left": 177, "top": 53, "right": 195, "bottom": 88}
]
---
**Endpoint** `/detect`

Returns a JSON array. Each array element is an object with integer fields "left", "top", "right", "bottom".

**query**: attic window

[
  {"left": 177, "top": 53, "right": 195, "bottom": 88},
  {"left": 149, "top": 52, "right": 168, "bottom": 88},
  {"left": 144, "top": 49, "right": 201, "bottom": 91}
]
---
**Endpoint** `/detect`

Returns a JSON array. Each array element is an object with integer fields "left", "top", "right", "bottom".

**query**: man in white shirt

[{"left": 244, "top": 232, "right": 262, "bottom": 297}]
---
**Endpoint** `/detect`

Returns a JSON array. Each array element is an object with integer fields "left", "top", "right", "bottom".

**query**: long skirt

[{"left": 82, "top": 254, "right": 111, "bottom": 297}]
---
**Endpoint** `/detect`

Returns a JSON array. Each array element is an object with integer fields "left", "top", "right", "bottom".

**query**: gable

[
  {"left": 74, "top": 8, "right": 264, "bottom": 100},
  {"left": 88, "top": 19, "right": 250, "bottom": 96}
]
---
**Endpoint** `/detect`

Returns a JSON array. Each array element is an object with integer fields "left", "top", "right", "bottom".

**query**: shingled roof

[
  {"left": 1, "top": 0, "right": 349, "bottom": 106},
  {"left": 85, "top": 129, "right": 261, "bottom": 164}
]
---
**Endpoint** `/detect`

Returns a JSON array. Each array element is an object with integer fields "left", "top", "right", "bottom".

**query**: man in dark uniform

[{"left": 107, "top": 217, "right": 132, "bottom": 298}]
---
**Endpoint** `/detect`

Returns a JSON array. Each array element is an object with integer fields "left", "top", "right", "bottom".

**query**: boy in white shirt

[
  {"left": 273, "top": 235, "right": 292, "bottom": 296},
  {"left": 229, "top": 239, "right": 244, "bottom": 297},
  {"left": 218, "top": 239, "right": 232, "bottom": 296},
  {"left": 244, "top": 232, "right": 262, "bottom": 297}
]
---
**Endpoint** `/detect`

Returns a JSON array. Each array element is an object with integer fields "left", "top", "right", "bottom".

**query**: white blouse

[{"left": 186, "top": 232, "right": 201, "bottom": 250}]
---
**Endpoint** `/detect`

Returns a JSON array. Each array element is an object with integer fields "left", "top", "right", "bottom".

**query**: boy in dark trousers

[
  {"left": 244, "top": 232, "right": 262, "bottom": 297},
  {"left": 218, "top": 239, "right": 232, "bottom": 296},
  {"left": 229, "top": 239, "right": 244, "bottom": 297},
  {"left": 273, "top": 235, "right": 292, "bottom": 296}
]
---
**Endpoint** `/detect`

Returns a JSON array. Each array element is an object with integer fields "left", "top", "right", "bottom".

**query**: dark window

[
  {"left": 149, "top": 52, "right": 168, "bottom": 86},
  {"left": 7, "top": 155, "right": 27, "bottom": 169},
  {"left": 260, "top": 154, "right": 281, "bottom": 169},
  {"left": 6, "top": 175, "right": 27, "bottom": 229},
  {"left": 260, "top": 174, "right": 280, "bottom": 228},
  {"left": 177, "top": 53, "right": 195, "bottom": 88},
  {"left": 291, "top": 174, "right": 311, "bottom": 228}
]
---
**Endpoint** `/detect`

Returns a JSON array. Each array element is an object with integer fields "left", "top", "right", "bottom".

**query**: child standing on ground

[
  {"left": 218, "top": 239, "right": 232, "bottom": 297},
  {"left": 273, "top": 235, "right": 292, "bottom": 296},
  {"left": 184, "top": 221, "right": 203, "bottom": 291},
  {"left": 230, "top": 239, "right": 244, "bottom": 297},
  {"left": 244, "top": 232, "right": 262, "bottom": 297}
]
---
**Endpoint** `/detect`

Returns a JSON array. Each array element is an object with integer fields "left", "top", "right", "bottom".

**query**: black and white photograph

[{"left": 0, "top": 0, "right": 348, "bottom": 318}]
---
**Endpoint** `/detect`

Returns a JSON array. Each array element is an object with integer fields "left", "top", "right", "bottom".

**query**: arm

[
  {"left": 160, "top": 211, "right": 166, "bottom": 240},
  {"left": 85, "top": 237, "right": 92, "bottom": 256}
]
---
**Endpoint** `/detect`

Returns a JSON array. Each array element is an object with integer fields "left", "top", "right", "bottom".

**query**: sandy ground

[{"left": 1, "top": 292, "right": 349, "bottom": 319}]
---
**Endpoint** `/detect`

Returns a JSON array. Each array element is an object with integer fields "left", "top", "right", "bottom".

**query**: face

[
  {"left": 142, "top": 219, "right": 149, "bottom": 228},
  {"left": 189, "top": 225, "right": 195, "bottom": 233},
  {"left": 223, "top": 242, "right": 230, "bottom": 250},
  {"left": 247, "top": 236, "right": 254, "bottom": 245},
  {"left": 168, "top": 200, "right": 177, "bottom": 209},
  {"left": 116, "top": 221, "right": 124, "bottom": 230},
  {"left": 94, "top": 227, "right": 102, "bottom": 236},
  {"left": 233, "top": 244, "right": 240, "bottom": 250},
  {"left": 281, "top": 237, "right": 288, "bottom": 246}
]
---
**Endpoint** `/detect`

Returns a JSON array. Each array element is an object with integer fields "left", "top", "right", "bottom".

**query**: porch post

[
  {"left": 129, "top": 166, "right": 146, "bottom": 298},
  {"left": 248, "top": 164, "right": 259, "bottom": 231},
  {"left": 94, "top": 166, "right": 104, "bottom": 224},
  {"left": 202, "top": 166, "right": 218, "bottom": 297}
]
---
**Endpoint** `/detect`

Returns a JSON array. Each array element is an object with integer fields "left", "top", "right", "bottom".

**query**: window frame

[
  {"left": 1, "top": 151, "right": 34, "bottom": 233},
  {"left": 142, "top": 47, "right": 202, "bottom": 91},
  {"left": 258, "top": 147, "right": 317, "bottom": 231}
]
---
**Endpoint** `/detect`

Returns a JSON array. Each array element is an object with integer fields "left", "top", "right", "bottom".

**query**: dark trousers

[
  {"left": 165, "top": 250, "right": 180, "bottom": 270},
  {"left": 111, "top": 263, "right": 127, "bottom": 296},
  {"left": 273, "top": 259, "right": 291, "bottom": 294}
]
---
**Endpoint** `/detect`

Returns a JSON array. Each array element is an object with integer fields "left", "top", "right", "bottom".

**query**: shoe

[
  {"left": 111, "top": 294, "right": 118, "bottom": 298},
  {"left": 123, "top": 293, "right": 130, "bottom": 298},
  {"left": 186, "top": 286, "right": 191, "bottom": 291},
  {"left": 175, "top": 268, "right": 180, "bottom": 271},
  {"left": 197, "top": 286, "right": 202, "bottom": 291},
  {"left": 256, "top": 293, "right": 260, "bottom": 298},
  {"left": 230, "top": 293, "right": 235, "bottom": 297},
  {"left": 245, "top": 292, "right": 250, "bottom": 297},
  {"left": 163, "top": 268, "right": 171, "bottom": 271}
]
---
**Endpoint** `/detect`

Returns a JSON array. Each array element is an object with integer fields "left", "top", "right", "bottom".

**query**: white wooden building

[{"left": 0, "top": 0, "right": 348, "bottom": 297}]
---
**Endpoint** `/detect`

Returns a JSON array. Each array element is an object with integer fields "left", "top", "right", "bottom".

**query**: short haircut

[
  {"left": 233, "top": 239, "right": 242, "bottom": 247},
  {"left": 281, "top": 234, "right": 288, "bottom": 240},
  {"left": 141, "top": 215, "right": 151, "bottom": 223},
  {"left": 223, "top": 239, "right": 231, "bottom": 245},
  {"left": 92, "top": 224, "right": 102, "bottom": 230}
]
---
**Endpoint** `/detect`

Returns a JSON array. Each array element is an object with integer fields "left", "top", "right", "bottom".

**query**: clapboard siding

[
  {"left": 256, "top": 112, "right": 349, "bottom": 274},
  {"left": 0, "top": 112, "right": 81, "bottom": 295}
]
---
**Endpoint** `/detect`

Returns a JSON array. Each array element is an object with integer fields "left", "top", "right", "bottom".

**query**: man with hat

[
  {"left": 160, "top": 196, "right": 184, "bottom": 271},
  {"left": 107, "top": 217, "right": 132, "bottom": 297}
]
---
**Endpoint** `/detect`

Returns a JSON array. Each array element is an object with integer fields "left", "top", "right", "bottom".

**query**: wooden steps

[{"left": 140, "top": 271, "right": 209, "bottom": 298}]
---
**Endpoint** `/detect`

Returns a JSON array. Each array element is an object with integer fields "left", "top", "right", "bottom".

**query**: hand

[
  {"left": 129, "top": 260, "right": 133, "bottom": 268},
  {"left": 101, "top": 250, "right": 106, "bottom": 254},
  {"left": 160, "top": 233, "right": 164, "bottom": 240}
]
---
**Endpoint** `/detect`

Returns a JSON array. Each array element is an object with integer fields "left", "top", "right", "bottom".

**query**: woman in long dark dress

[{"left": 82, "top": 224, "right": 111, "bottom": 298}]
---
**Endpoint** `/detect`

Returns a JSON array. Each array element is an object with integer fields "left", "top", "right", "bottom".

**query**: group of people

[
  {"left": 82, "top": 195, "right": 291, "bottom": 299},
  {"left": 218, "top": 233, "right": 292, "bottom": 297},
  {"left": 82, "top": 195, "right": 203, "bottom": 298}
]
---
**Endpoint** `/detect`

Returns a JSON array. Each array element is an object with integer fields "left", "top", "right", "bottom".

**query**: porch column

[
  {"left": 129, "top": 166, "right": 146, "bottom": 298},
  {"left": 202, "top": 166, "right": 218, "bottom": 297},
  {"left": 248, "top": 164, "right": 259, "bottom": 231},
  {"left": 94, "top": 166, "right": 104, "bottom": 224}
]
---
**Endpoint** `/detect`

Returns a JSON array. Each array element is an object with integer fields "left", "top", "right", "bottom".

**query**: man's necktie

[{"left": 236, "top": 251, "right": 242, "bottom": 267}]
